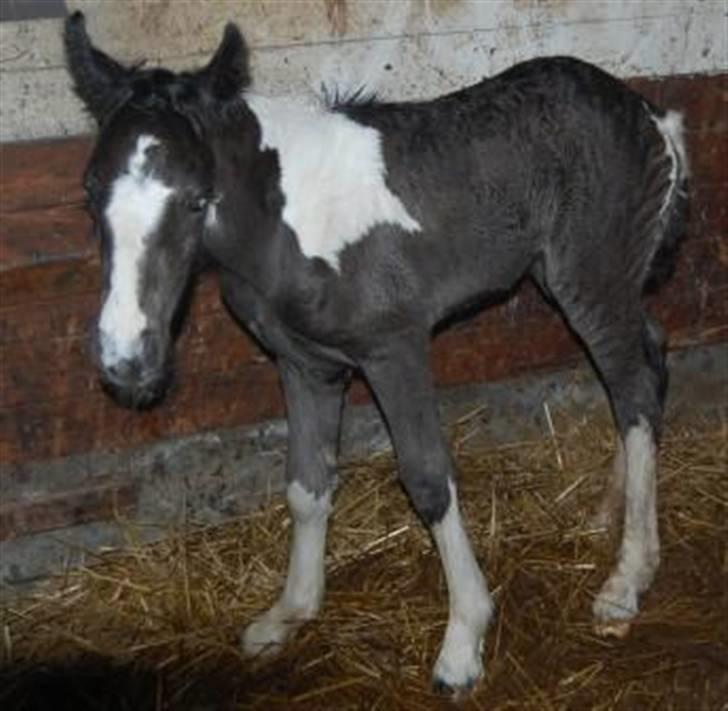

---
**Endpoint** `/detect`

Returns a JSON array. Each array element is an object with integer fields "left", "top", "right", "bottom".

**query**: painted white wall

[{"left": 0, "top": 0, "right": 725, "bottom": 142}]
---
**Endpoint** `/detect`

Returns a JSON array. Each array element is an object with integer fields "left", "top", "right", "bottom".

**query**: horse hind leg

[
  {"left": 593, "top": 414, "right": 660, "bottom": 637},
  {"left": 591, "top": 315, "right": 666, "bottom": 636},
  {"left": 537, "top": 255, "right": 666, "bottom": 636},
  {"left": 591, "top": 314, "right": 668, "bottom": 530},
  {"left": 592, "top": 317, "right": 665, "bottom": 533}
]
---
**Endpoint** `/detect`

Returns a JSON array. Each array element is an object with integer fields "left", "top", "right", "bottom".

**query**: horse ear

[
  {"left": 196, "top": 23, "right": 251, "bottom": 102},
  {"left": 64, "top": 12, "right": 129, "bottom": 122}
]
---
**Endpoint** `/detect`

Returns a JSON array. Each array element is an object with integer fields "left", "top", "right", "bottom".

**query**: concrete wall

[{"left": 0, "top": 0, "right": 725, "bottom": 142}]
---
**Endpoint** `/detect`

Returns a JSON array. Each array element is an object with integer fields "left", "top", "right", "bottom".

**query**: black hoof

[{"left": 432, "top": 675, "right": 477, "bottom": 698}]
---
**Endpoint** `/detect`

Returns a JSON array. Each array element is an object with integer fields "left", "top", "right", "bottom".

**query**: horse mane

[{"left": 320, "top": 83, "right": 379, "bottom": 111}]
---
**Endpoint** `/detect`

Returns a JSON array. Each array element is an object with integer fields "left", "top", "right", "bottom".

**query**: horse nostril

[{"left": 105, "top": 357, "right": 141, "bottom": 384}]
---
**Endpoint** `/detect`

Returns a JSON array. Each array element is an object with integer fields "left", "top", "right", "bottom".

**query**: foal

[{"left": 65, "top": 13, "right": 687, "bottom": 694}]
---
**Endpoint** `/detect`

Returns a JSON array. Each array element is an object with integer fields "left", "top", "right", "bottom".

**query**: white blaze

[
  {"left": 246, "top": 93, "right": 421, "bottom": 271},
  {"left": 99, "top": 135, "right": 172, "bottom": 369}
]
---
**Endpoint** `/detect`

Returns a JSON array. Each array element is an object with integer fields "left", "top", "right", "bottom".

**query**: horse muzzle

[
  {"left": 95, "top": 328, "right": 173, "bottom": 409},
  {"left": 100, "top": 357, "right": 173, "bottom": 410}
]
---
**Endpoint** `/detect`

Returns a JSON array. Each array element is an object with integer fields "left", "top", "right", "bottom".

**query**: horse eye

[{"left": 187, "top": 196, "right": 209, "bottom": 213}]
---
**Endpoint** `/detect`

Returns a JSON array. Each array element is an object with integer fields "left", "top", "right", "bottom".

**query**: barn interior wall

[{"left": 1, "top": 0, "right": 726, "bottom": 584}]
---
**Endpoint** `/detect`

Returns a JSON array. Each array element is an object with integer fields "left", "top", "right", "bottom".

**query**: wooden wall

[{"left": 1, "top": 72, "right": 726, "bottom": 543}]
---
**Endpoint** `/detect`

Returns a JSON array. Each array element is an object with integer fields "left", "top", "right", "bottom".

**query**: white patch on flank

[
  {"left": 246, "top": 93, "right": 421, "bottom": 271},
  {"left": 594, "top": 417, "right": 660, "bottom": 636},
  {"left": 648, "top": 108, "right": 689, "bottom": 216},
  {"left": 431, "top": 480, "right": 493, "bottom": 690},
  {"left": 99, "top": 135, "right": 172, "bottom": 369},
  {"left": 243, "top": 482, "right": 331, "bottom": 656}
]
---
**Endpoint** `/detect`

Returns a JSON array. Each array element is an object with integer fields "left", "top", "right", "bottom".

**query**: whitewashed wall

[{"left": 0, "top": 0, "right": 725, "bottom": 142}]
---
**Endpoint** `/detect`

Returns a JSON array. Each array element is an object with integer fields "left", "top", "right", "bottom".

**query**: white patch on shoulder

[
  {"left": 648, "top": 108, "right": 689, "bottom": 216},
  {"left": 99, "top": 134, "right": 173, "bottom": 368},
  {"left": 246, "top": 93, "right": 421, "bottom": 270}
]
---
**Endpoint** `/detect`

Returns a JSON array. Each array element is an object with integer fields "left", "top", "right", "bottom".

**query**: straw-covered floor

[{"left": 1, "top": 412, "right": 726, "bottom": 710}]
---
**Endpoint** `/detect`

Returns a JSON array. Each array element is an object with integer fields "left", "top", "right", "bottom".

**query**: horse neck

[{"left": 205, "top": 115, "right": 294, "bottom": 294}]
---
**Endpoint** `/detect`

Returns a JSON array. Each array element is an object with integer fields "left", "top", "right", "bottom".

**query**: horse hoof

[
  {"left": 432, "top": 673, "right": 478, "bottom": 699},
  {"left": 241, "top": 616, "right": 289, "bottom": 658},
  {"left": 594, "top": 619, "right": 632, "bottom": 639}
]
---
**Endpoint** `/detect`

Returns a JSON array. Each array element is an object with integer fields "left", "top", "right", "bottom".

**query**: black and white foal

[{"left": 65, "top": 13, "right": 687, "bottom": 694}]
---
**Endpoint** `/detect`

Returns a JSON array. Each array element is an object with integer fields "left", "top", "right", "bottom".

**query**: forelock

[{"left": 128, "top": 68, "right": 202, "bottom": 113}]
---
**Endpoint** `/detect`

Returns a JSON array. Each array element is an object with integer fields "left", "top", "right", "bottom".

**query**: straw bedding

[{"left": 1, "top": 412, "right": 726, "bottom": 710}]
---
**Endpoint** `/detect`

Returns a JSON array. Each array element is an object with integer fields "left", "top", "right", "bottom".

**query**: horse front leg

[
  {"left": 242, "top": 361, "right": 345, "bottom": 655},
  {"left": 363, "top": 337, "right": 494, "bottom": 695}
]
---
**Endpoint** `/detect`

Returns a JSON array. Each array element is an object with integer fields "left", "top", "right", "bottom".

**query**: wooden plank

[
  {"left": 0, "top": 292, "right": 97, "bottom": 346},
  {"left": 685, "top": 129, "right": 728, "bottom": 187},
  {"left": 0, "top": 203, "right": 93, "bottom": 272},
  {"left": 0, "top": 136, "right": 91, "bottom": 213},
  {"left": 0, "top": 362, "right": 284, "bottom": 464},
  {"left": 660, "top": 73, "right": 727, "bottom": 133},
  {"left": 0, "top": 480, "right": 137, "bottom": 542},
  {"left": 0, "top": 257, "right": 100, "bottom": 309},
  {"left": 0, "top": 269, "right": 223, "bottom": 344},
  {"left": 689, "top": 184, "right": 727, "bottom": 237},
  {"left": 0, "top": 309, "right": 264, "bottom": 408}
]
